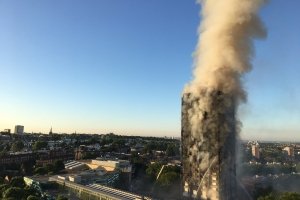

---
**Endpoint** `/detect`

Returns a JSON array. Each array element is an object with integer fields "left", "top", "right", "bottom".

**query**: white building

[
  {"left": 252, "top": 142, "right": 260, "bottom": 159},
  {"left": 91, "top": 159, "right": 132, "bottom": 173}
]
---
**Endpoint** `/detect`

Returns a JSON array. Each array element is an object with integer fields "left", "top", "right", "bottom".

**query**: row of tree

[
  {"left": 34, "top": 160, "right": 65, "bottom": 175},
  {"left": 0, "top": 140, "right": 49, "bottom": 154},
  {"left": 238, "top": 163, "right": 296, "bottom": 176},
  {"left": 258, "top": 192, "right": 300, "bottom": 200}
]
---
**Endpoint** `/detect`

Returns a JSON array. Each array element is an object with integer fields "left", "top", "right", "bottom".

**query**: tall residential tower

[
  {"left": 181, "top": 91, "right": 236, "bottom": 200},
  {"left": 14, "top": 125, "right": 24, "bottom": 134}
]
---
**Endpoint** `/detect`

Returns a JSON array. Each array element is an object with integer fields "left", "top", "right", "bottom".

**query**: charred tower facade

[{"left": 181, "top": 90, "right": 236, "bottom": 200}]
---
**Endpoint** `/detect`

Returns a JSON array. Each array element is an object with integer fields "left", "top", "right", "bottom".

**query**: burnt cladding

[{"left": 181, "top": 89, "right": 236, "bottom": 200}]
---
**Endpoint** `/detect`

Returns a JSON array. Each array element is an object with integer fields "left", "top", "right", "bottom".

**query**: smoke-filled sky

[{"left": 0, "top": 0, "right": 299, "bottom": 141}]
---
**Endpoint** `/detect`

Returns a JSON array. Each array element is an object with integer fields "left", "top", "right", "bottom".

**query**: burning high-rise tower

[
  {"left": 181, "top": 0, "right": 266, "bottom": 199},
  {"left": 181, "top": 91, "right": 236, "bottom": 199}
]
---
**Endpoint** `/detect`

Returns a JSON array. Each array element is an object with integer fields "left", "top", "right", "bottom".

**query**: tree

[
  {"left": 157, "top": 171, "right": 179, "bottom": 187},
  {"left": 112, "top": 138, "right": 125, "bottom": 148},
  {"left": 143, "top": 142, "right": 156, "bottom": 154},
  {"left": 27, "top": 195, "right": 40, "bottom": 200},
  {"left": 258, "top": 194, "right": 276, "bottom": 200},
  {"left": 253, "top": 182, "right": 273, "bottom": 200},
  {"left": 34, "top": 167, "right": 47, "bottom": 175},
  {"left": 0, "top": 184, "right": 9, "bottom": 198},
  {"left": 3, "top": 187, "right": 24, "bottom": 199},
  {"left": 21, "top": 161, "right": 35, "bottom": 175},
  {"left": 131, "top": 152, "right": 144, "bottom": 165},
  {"left": 57, "top": 194, "right": 68, "bottom": 200},
  {"left": 296, "top": 163, "right": 300, "bottom": 173},
  {"left": 32, "top": 141, "right": 47, "bottom": 151},
  {"left": 146, "top": 162, "right": 163, "bottom": 180},
  {"left": 257, "top": 192, "right": 300, "bottom": 200},
  {"left": 87, "top": 137, "right": 98, "bottom": 145},
  {"left": 0, "top": 149, "right": 8, "bottom": 157},
  {"left": 11, "top": 141, "right": 24, "bottom": 152},
  {"left": 10, "top": 176, "right": 25, "bottom": 188},
  {"left": 24, "top": 186, "right": 41, "bottom": 199},
  {"left": 45, "top": 164, "right": 55, "bottom": 173},
  {"left": 54, "top": 160, "right": 65, "bottom": 172},
  {"left": 166, "top": 144, "right": 179, "bottom": 157},
  {"left": 279, "top": 192, "right": 300, "bottom": 200}
]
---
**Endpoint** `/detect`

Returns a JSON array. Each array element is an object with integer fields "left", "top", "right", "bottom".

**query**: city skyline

[{"left": 0, "top": 0, "right": 300, "bottom": 140}]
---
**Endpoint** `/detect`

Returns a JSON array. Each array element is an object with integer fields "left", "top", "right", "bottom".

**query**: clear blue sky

[{"left": 0, "top": 1, "right": 299, "bottom": 140}]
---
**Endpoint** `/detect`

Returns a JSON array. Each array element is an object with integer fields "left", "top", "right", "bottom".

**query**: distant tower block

[
  {"left": 181, "top": 91, "right": 236, "bottom": 200},
  {"left": 49, "top": 127, "right": 53, "bottom": 135},
  {"left": 251, "top": 142, "right": 260, "bottom": 159},
  {"left": 14, "top": 125, "right": 24, "bottom": 134}
]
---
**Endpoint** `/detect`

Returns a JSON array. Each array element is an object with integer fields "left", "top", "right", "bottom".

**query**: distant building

[
  {"left": 84, "top": 158, "right": 132, "bottom": 189},
  {"left": 14, "top": 125, "right": 24, "bottom": 134},
  {"left": 0, "top": 135, "right": 10, "bottom": 143},
  {"left": 36, "top": 149, "right": 74, "bottom": 166},
  {"left": 65, "top": 161, "right": 88, "bottom": 171},
  {"left": 251, "top": 143, "right": 260, "bottom": 159},
  {"left": 63, "top": 158, "right": 132, "bottom": 189},
  {"left": 75, "top": 148, "right": 84, "bottom": 160},
  {"left": 283, "top": 146, "right": 294, "bottom": 157},
  {"left": 49, "top": 127, "right": 53, "bottom": 135},
  {"left": 0, "top": 152, "right": 36, "bottom": 165},
  {"left": 0, "top": 129, "right": 11, "bottom": 135},
  {"left": 91, "top": 158, "right": 132, "bottom": 173},
  {"left": 3, "top": 129, "right": 11, "bottom": 134}
]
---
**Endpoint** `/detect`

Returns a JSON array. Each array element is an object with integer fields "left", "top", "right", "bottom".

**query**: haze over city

[{"left": 0, "top": 0, "right": 299, "bottom": 141}]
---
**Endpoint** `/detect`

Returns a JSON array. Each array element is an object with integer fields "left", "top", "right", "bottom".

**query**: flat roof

[{"left": 50, "top": 176, "right": 152, "bottom": 200}]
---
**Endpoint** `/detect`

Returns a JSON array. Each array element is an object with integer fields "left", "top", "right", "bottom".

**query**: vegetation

[
  {"left": 27, "top": 195, "right": 40, "bottom": 200},
  {"left": 3, "top": 187, "right": 24, "bottom": 199},
  {"left": 32, "top": 141, "right": 48, "bottom": 151},
  {"left": 34, "top": 167, "right": 48, "bottom": 175},
  {"left": 11, "top": 141, "right": 24, "bottom": 152},
  {"left": 157, "top": 171, "right": 179, "bottom": 187},
  {"left": 56, "top": 194, "right": 68, "bottom": 200},
  {"left": 21, "top": 161, "right": 35, "bottom": 175},
  {"left": 258, "top": 192, "right": 300, "bottom": 200},
  {"left": 34, "top": 160, "right": 65, "bottom": 175},
  {"left": 239, "top": 163, "right": 295, "bottom": 176},
  {"left": 0, "top": 176, "right": 42, "bottom": 200},
  {"left": 145, "top": 162, "right": 181, "bottom": 199},
  {"left": 10, "top": 176, "right": 26, "bottom": 188},
  {"left": 166, "top": 144, "right": 179, "bottom": 157}
]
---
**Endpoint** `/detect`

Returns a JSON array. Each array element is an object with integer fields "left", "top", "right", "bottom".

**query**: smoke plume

[
  {"left": 182, "top": 0, "right": 267, "bottom": 199},
  {"left": 185, "top": 0, "right": 266, "bottom": 98}
]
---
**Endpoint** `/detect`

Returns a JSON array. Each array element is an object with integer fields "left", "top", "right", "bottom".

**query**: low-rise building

[{"left": 0, "top": 151, "right": 36, "bottom": 165}]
